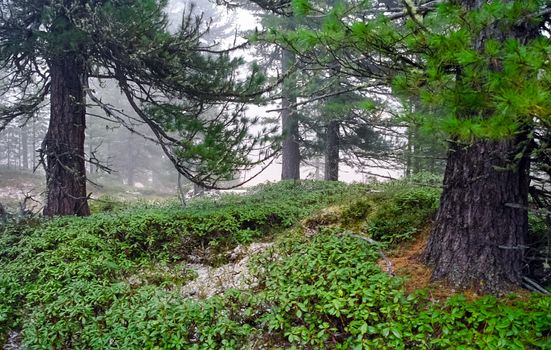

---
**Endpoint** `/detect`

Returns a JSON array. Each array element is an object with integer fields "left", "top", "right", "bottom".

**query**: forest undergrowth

[{"left": 0, "top": 178, "right": 549, "bottom": 349}]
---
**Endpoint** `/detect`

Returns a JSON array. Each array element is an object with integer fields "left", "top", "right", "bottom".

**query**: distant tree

[
  {"left": 250, "top": 0, "right": 396, "bottom": 181},
  {"left": 280, "top": 46, "right": 301, "bottom": 180},
  {"left": 0, "top": 0, "right": 270, "bottom": 216},
  {"left": 255, "top": 10, "right": 301, "bottom": 180},
  {"left": 402, "top": 101, "right": 447, "bottom": 177},
  {"left": 299, "top": 92, "right": 392, "bottom": 181}
]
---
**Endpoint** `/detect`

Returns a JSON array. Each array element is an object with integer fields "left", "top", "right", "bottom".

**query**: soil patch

[{"left": 381, "top": 227, "right": 480, "bottom": 302}]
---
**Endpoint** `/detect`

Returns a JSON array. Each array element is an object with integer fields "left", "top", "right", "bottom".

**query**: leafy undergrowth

[{"left": 0, "top": 179, "right": 549, "bottom": 349}]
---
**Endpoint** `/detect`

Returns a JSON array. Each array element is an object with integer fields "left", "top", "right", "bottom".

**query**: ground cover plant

[
  {"left": 0, "top": 181, "right": 365, "bottom": 346},
  {"left": 0, "top": 180, "right": 549, "bottom": 349}
]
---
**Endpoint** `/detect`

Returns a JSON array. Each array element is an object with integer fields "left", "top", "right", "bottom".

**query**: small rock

[
  {"left": 181, "top": 242, "right": 273, "bottom": 299},
  {"left": 3, "top": 330, "right": 22, "bottom": 350}
]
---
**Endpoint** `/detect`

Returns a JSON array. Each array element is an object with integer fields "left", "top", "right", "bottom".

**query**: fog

[{"left": 0, "top": 0, "right": 407, "bottom": 211}]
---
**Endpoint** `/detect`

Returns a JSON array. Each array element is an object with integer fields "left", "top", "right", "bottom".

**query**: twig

[
  {"left": 522, "top": 276, "right": 550, "bottom": 294},
  {"left": 266, "top": 82, "right": 386, "bottom": 113}
]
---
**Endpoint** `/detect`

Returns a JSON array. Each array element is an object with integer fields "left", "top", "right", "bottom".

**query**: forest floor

[
  {"left": 0, "top": 167, "right": 177, "bottom": 213},
  {"left": 0, "top": 178, "right": 549, "bottom": 349},
  {"left": 0, "top": 168, "right": 44, "bottom": 210},
  {"left": 382, "top": 230, "right": 507, "bottom": 302}
]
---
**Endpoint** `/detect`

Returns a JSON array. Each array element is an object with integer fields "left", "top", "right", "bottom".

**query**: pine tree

[
  {"left": 270, "top": 0, "right": 551, "bottom": 293},
  {"left": 0, "top": 0, "right": 268, "bottom": 216}
]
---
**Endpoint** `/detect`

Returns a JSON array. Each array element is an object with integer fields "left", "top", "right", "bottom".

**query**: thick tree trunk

[
  {"left": 424, "top": 0, "right": 537, "bottom": 294},
  {"left": 281, "top": 49, "right": 300, "bottom": 180},
  {"left": 324, "top": 120, "right": 339, "bottom": 181},
  {"left": 425, "top": 140, "right": 530, "bottom": 293},
  {"left": 43, "top": 53, "right": 90, "bottom": 216}
]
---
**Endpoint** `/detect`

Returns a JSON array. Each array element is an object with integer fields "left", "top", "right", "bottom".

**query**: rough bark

[
  {"left": 425, "top": 140, "right": 530, "bottom": 293},
  {"left": 424, "top": 0, "right": 537, "bottom": 294},
  {"left": 43, "top": 53, "right": 90, "bottom": 216},
  {"left": 324, "top": 120, "right": 339, "bottom": 181},
  {"left": 280, "top": 49, "right": 300, "bottom": 180}
]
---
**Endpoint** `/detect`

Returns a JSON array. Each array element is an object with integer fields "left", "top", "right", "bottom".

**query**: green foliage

[
  {"left": 252, "top": 231, "right": 397, "bottom": 348},
  {"left": 366, "top": 186, "right": 440, "bottom": 244},
  {"left": 339, "top": 182, "right": 440, "bottom": 244},
  {"left": 249, "top": 231, "right": 551, "bottom": 349},
  {"left": 89, "top": 195, "right": 126, "bottom": 213},
  {"left": 394, "top": 1, "right": 551, "bottom": 140},
  {"left": 1, "top": 0, "right": 270, "bottom": 194},
  {"left": 275, "top": 0, "right": 551, "bottom": 145},
  {"left": 292, "top": 0, "right": 313, "bottom": 16},
  {"left": 22, "top": 285, "right": 257, "bottom": 349},
  {"left": 1, "top": 180, "right": 549, "bottom": 348},
  {"left": 528, "top": 213, "right": 550, "bottom": 238},
  {"left": 0, "top": 181, "right": 361, "bottom": 345}
]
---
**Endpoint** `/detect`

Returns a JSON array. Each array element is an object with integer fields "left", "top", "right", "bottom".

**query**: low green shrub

[
  {"left": 89, "top": 195, "right": 127, "bottom": 213},
  {"left": 1, "top": 180, "right": 549, "bottom": 349},
  {"left": 249, "top": 231, "right": 551, "bottom": 349},
  {"left": 21, "top": 284, "right": 257, "bottom": 349},
  {"left": 0, "top": 181, "right": 365, "bottom": 345},
  {"left": 339, "top": 185, "right": 440, "bottom": 245},
  {"left": 367, "top": 186, "right": 440, "bottom": 244}
]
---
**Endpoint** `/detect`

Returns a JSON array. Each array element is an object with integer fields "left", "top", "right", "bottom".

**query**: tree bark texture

[
  {"left": 425, "top": 139, "right": 530, "bottom": 293},
  {"left": 424, "top": 0, "right": 537, "bottom": 293},
  {"left": 280, "top": 49, "right": 300, "bottom": 180},
  {"left": 43, "top": 53, "right": 90, "bottom": 216},
  {"left": 324, "top": 120, "right": 339, "bottom": 181}
]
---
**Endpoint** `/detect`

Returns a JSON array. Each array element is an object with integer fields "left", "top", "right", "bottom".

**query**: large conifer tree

[
  {"left": 266, "top": 0, "right": 551, "bottom": 293},
  {"left": 0, "top": 0, "right": 268, "bottom": 216},
  {"left": 419, "top": 0, "right": 543, "bottom": 294}
]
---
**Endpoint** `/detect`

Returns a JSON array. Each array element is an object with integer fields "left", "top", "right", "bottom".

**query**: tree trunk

[
  {"left": 424, "top": 0, "right": 537, "bottom": 293},
  {"left": 425, "top": 139, "right": 530, "bottom": 293},
  {"left": 324, "top": 120, "right": 339, "bottom": 181},
  {"left": 43, "top": 53, "right": 90, "bottom": 216},
  {"left": 405, "top": 126, "right": 413, "bottom": 177},
  {"left": 281, "top": 49, "right": 300, "bottom": 180},
  {"left": 7, "top": 128, "right": 12, "bottom": 169},
  {"left": 126, "top": 132, "right": 136, "bottom": 186},
  {"left": 20, "top": 125, "right": 28, "bottom": 170},
  {"left": 32, "top": 118, "right": 36, "bottom": 170}
]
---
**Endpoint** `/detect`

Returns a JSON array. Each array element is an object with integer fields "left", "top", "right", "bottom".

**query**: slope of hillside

[{"left": 0, "top": 180, "right": 549, "bottom": 349}]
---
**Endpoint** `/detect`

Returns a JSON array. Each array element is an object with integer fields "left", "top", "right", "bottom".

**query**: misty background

[{"left": 0, "top": 0, "right": 444, "bottom": 211}]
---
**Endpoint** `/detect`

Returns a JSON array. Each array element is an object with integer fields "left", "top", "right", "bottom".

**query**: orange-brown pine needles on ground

[{"left": 380, "top": 227, "right": 480, "bottom": 302}]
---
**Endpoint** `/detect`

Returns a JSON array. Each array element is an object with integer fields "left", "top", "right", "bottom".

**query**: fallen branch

[{"left": 522, "top": 276, "right": 550, "bottom": 295}]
